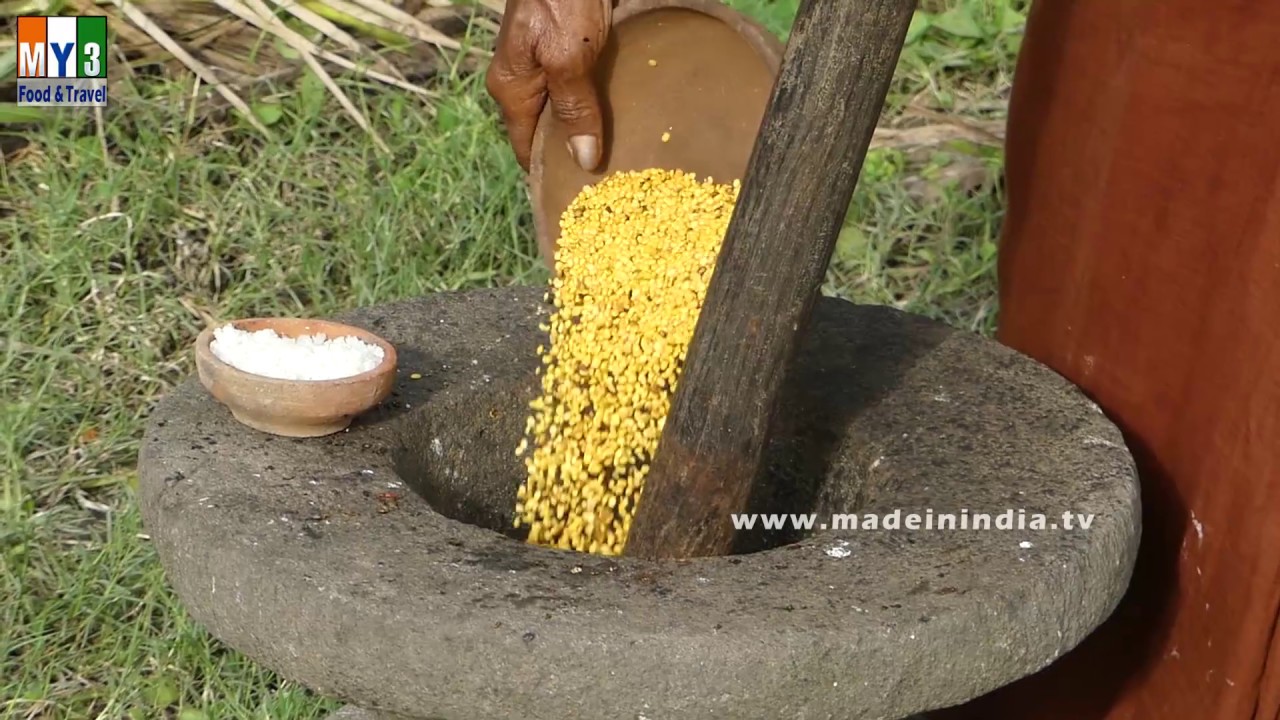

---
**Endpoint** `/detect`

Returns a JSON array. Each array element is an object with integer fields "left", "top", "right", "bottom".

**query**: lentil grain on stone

[{"left": 514, "top": 168, "right": 739, "bottom": 556}]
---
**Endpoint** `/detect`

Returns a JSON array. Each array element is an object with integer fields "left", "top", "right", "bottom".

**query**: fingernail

[{"left": 568, "top": 135, "right": 600, "bottom": 170}]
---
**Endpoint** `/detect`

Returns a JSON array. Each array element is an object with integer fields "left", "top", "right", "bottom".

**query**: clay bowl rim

[
  {"left": 527, "top": 0, "right": 786, "bottom": 260},
  {"left": 194, "top": 317, "right": 399, "bottom": 389}
]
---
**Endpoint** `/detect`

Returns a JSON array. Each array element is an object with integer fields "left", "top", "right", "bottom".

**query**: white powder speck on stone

[
  {"left": 211, "top": 324, "right": 385, "bottom": 380},
  {"left": 825, "top": 540, "right": 852, "bottom": 559}
]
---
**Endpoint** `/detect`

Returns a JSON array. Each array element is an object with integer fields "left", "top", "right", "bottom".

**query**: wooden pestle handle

[{"left": 624, "top": 0, "right": 919, "bottom": 560}]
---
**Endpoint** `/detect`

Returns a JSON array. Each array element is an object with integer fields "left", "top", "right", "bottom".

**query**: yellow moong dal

[{"left": 513, "top": 168, "right": 739, "bottom": 556}]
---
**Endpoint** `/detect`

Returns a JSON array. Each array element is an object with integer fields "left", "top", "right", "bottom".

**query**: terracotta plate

[{"left": 528, "top": 0, "right": 784, "bottom": 263}]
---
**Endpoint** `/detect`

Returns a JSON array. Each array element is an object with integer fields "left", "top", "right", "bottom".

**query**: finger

[
  {"left": 486, "top": 60, "right": 547, "bottom": 171},
  {"left": 545, "top": 63, "right": 605, "bottom": 171},
  {"left": 540, "top": 0, "right": 609, "bottom": 172}
]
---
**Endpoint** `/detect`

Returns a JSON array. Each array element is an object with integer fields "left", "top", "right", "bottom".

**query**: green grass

[{"left": 1, "top": 0, "right": 1024, "bottom": 717}]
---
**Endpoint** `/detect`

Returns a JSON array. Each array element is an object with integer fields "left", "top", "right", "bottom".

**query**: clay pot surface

[
  {"left": 528, "top": 0, "right": 784, "bottom": 263},
  {"left": 194, "top": 317, "right": 397, "bottom": 438}
]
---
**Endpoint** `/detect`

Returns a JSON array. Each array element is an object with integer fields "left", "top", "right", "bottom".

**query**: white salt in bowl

[{"left": 194, "top": 317, "right": 398, "bottom": 438}]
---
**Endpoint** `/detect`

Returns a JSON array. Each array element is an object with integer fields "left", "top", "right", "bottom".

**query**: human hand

[{"left": 485, "top": 0, "right": 612, "bottom": 172}]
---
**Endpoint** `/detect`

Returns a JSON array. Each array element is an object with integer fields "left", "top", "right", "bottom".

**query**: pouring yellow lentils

[{"left": 513, "top": 168, "right": 739, "bottom": 556}]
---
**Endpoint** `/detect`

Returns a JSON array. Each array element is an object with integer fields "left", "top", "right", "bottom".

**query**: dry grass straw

[{"left": 3, "top": 0, "right": 505, "bottom": 146}]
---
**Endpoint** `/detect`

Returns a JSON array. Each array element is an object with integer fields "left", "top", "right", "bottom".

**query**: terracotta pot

[
  {"left": 934, "top": 0, "right": 1280, "bottom": 718},
  {"left": 195, "top": 318, "right": 398, "bottom": 438},
  {"left": 528, "top": 0, "right": 784, "bottom": 267}
]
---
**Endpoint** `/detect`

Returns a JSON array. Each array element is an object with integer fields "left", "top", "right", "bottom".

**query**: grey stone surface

[
  {"left": 325, "top": 707, "right": 934, "bottom": 720},
  {"left": 323, "top": 708, "right": 939, "bottom": 720},
  {"left": 137, "top": 287, "right": 1141, "bottom": 720},
  {"left": 328, "top": 707, "right": 383, "bottom": 720}
]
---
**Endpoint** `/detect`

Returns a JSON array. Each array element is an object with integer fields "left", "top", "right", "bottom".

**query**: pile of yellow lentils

[{"left": 513, "top": 168, "right": 739, "bottom": 556}]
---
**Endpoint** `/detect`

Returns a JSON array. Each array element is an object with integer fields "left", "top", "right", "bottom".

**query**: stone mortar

[{"left": 137, "top": 287, "right": 1141, "bottom": 720}]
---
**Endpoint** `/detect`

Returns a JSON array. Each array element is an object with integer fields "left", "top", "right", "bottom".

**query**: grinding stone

[
  {"left": 137, "top": 287, "right": 1140, "bottom": 720},
  {"left": 324, "top": 705, "right": 937, "bottom": 719}
]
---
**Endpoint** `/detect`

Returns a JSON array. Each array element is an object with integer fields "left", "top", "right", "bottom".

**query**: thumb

[{"left": 546, "top": 68, "right": 605, "bottom": 172}]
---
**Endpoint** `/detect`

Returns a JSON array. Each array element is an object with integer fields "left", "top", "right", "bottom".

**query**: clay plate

[
  {"left": 195, "top": 318, "right": 398, "bottom": 438},
  {"left": 528, "top": 0, "right": 785, "bottom": 264}
]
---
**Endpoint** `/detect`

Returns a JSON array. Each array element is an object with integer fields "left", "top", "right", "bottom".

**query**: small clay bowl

[
  {"left": 529, "top": 0, "right": 785, "bottom": 265},
  {"left": 194, "top": 318, "right": 397, "bottom": 438}
]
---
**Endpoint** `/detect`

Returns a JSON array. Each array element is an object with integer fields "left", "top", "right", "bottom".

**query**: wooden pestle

[{"left": 624, "top": 0, "right": 919, "bottom": 560}]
